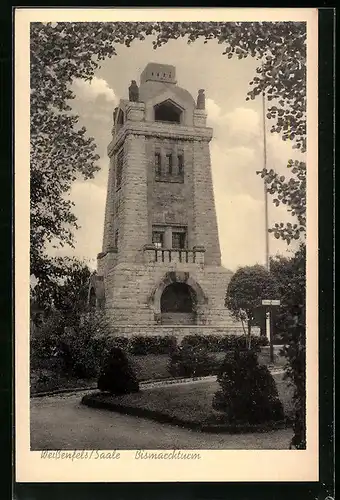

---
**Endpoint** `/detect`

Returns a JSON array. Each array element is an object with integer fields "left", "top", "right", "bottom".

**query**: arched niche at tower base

[{"left": 148, "top": 271, "right": 208, "bottom": 325}]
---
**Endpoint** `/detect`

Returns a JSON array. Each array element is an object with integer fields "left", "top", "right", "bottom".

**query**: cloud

[
  {"left": 72, "top": 77, "right": 117, "bottom": 103},
  {"left": 216, "top": 193, "right": 299, "bottom": 271},
  {"left": 206, "top": 98, "right": 223, "bottom": 123},
  {"left": 210, "top": 141, "right": 263, "bottom": 201},
  {"left": 216, "top": 194, "right": 266, "bottom": 270},
  {"left": 227, "top": 107, "right": 260, "bottom": 137},
  {"left": 48, "top": 181, "right": 106, "bottom": 263},
  {"left": 207, "top": 100, "right": 261, "bottom": 142}
]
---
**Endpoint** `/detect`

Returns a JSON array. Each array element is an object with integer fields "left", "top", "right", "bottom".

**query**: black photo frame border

[{"left": 0, "top": 4, "right": 334, "bottom": 500}]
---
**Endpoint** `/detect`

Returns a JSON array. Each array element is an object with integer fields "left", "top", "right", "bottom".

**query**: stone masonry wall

[
  {"left": 192, "top": 139, "right": 222, "bottom": 266},
  {"left": 103, "top": 261, "right": 241, "bottom": 330},
  {"left": 101, "top": 155, "right": 115, "bottom": 254},
  {"left": 117, "top": 134, "right": 148, "bottom": 265}
]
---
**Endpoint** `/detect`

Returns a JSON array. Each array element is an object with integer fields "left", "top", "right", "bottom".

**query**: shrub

[
  {"left": 31, "top": 311, "right": 112, "bottom": 379},
  {"left": 110, "top": 336, "right": 130, "bottom": 352},
  {"left": 213, "top": 349, "right": 284, "bottom": 424},
  {"left": 168, "top": 344, "right": 219, "bottom": 378},
  {"left": 128, "top": 335, "right": 177, "bottom": 355},
  {"left": 32, "top": 371, "right": 60, "bottom": 393},
  {"left": 30, "top": 310, "right": 66, "bottom": 370},
  {"left": 57, "top": 315, "right": 111, "bottom": 379},
  {"left": 98, "top": 347, "right": 139, "bottom": 394}
]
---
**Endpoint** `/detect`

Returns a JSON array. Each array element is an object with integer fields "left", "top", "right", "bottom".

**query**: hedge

[
  {"left": 110, "top": 335, "right": 178, "bottom": 355},
  {"left": 129, "top": 335, "right": 177, "bottom": 355},
  {"left": 180, "top": 334, "right": 268, "bottom": 353},
  {"left": 168, "top": 345, "right": 219, "bottom": 378},
  {"left": 108, "top": 334, "right": 268, "bottom": 356}
]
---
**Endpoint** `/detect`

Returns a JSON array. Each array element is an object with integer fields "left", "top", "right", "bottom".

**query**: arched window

[
  {"left": 116, "top": 109, "right": 124, "bottom": 131},
  {"left": 154, "top": 100, "right": 182, "bottom": 124},
  {"left": 89, "top": 288, "right": 96, "bottom": 309}
]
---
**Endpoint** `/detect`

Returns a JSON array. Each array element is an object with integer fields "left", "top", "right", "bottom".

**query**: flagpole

[
  {"left": 261, "top": 69, "right": 272, "bottom": 352},
  {"left": 262, "top": 83, "right": 270, "bottom": 272}
]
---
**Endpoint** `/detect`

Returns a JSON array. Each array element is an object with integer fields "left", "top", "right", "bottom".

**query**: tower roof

[
  {"left": 140, "top": 63, "right": 176, "bottom": 85},
  {"left": 138, "top": 63, "right": 195, "bottom": 107}
]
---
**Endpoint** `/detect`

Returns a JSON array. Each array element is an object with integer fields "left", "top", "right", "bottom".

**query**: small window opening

[
  {"left": 114, "top": 229, "right": 119, "bottom": 248},
  {"left": 155, "top": 153, "right": 161, "bottom": 176},
  {"left": 172, "top": 232, "right": 186, "bottom": 249},
  {"left": 115, "top": 149, "right": 124, "bottom": 190},
  {"left": 152, "top": 231, "right": 164, "bottom": 248},
  {"left": 166, "top": 154, "right": 173, "bottom": 175},
  {"left": 117, "top": 109, "right": 124, "bottom": 126},
  {"left": 178, "top": 154, "right": 184, "bottom": 175}
]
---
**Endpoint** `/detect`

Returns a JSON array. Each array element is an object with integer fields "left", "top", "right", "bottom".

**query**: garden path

[{"left": 31, "top": 390, "right": 292, "bottom": 450}]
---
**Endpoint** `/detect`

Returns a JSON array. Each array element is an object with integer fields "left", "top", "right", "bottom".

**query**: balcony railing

[{"left": 143, "top": 245, "right": 205, "bottom": 265}]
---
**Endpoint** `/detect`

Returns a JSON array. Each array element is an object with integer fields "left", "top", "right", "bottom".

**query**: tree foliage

[
  {"left": 30, "top": 21, "right": 306, "bottom": 282},
  {"left": 152, "top": 21, "right": 306, "bottom": 152},
  {"left": 225, "top": 265, "right": 279, "bottom": 346},
  {"left": 270, "top": 246, "right": 306, "bottom": 337},
  {"left": 270, "top": 245, "right": 306, "bottom": 448},
  {"left": 31, "top": 308, "right": 112, "bottom": 380},
  {"left": 258, "top": 159, "right": 306, "bottom": 243},
  {"left": 31, "top": 256, "right": 92, "bottom": 316}
]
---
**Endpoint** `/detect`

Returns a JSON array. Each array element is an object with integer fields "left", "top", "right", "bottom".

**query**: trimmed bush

[
  {"left": 213, "top": 349, "right": 284, "bottom": 424},
  {"left": 110, "top": 336, "right": 130, "bottom": 352},
  {"left": 98, "top": 347, "right": 139, "bottom": 395},
  {"left": 168, "top": 344, "right": 219, "bottom": 378}
]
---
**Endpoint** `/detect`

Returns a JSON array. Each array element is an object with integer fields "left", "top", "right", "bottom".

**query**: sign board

[{"left": 261, "top": 299, "right": 281, "bottom": 306}]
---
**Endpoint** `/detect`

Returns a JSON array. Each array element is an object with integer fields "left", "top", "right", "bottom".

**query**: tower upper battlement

[{"left": 140, "top": 63, "right": 177, "bottom": 85}]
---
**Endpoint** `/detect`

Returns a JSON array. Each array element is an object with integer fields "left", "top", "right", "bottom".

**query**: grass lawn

[
  {"left": 82, "top": 373, "right": 294, "bottom": 431},
  {"left": 31, "top": 354, "right": 171, "bottom": 394},
  {"left": 32, "top": 349, "right": 288, "bottom": 394},
  {"left": 130, "top": 350, "right": 287, "bottom": 382},
  {"left": 129, "top": 354, "right": 171, "bottom": 380}
]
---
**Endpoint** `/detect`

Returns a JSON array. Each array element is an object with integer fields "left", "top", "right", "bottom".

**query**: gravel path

[{"left": 31, "top": 390, "right": 292, "bottom": 450}]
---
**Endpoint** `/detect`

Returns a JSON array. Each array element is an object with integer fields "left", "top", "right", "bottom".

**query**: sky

[{"left": 49, "top": 36, "right": 305, "bottom": 272}]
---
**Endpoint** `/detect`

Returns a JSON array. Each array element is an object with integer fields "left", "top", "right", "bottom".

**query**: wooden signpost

[{"left": 261, "top": 299, "right": 281, "bottom": 363}]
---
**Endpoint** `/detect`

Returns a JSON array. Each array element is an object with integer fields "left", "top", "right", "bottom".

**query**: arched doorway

[{"left": 160, "top": 282, "right": 196, "bottom": 325}]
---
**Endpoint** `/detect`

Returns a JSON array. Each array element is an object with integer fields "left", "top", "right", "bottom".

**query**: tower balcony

[{"left": 143, "top": 245, "right": 205, "bottom": 266}]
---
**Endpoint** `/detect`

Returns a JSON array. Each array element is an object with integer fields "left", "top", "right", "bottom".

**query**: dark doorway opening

[{"left": 160, "top": 282, "right": 196, "bottom": 324}]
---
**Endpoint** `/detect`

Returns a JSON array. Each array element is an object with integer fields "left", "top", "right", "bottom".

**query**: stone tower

[{"left": 90, "top": 63, "right": 243, "bottom": 337}]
